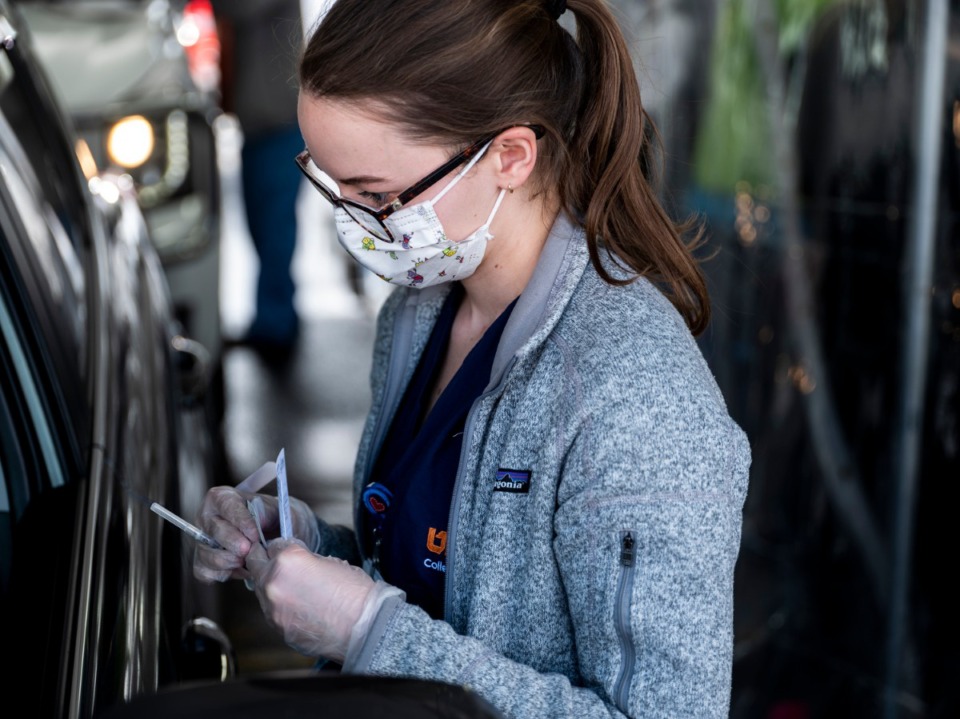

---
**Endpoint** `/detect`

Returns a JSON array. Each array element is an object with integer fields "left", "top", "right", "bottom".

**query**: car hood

[{"left": 18, "top": 2, "right": 193, "bottom": 116}]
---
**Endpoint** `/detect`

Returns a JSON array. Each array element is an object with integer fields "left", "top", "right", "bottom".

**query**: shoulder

[
  {"left": 554, "top": 265, "right": 748, "bottom": 466},
  {"left": 543, "top": 269, "right": 750, "bottom": 501},
  {"left": 555, "top": 265, "right": 719, "bottom": 407}
]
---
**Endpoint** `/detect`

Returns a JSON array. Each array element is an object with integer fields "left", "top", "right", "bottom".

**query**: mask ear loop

[
  {"left": 480, "top": 188, "right": 507, "bottom": 233},
  {"left": 427, "top": 140, "right": 495, "bottom": 207}
]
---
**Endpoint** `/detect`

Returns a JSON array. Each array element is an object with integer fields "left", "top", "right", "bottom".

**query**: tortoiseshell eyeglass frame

[{"left": 295, "top": 124, "right": 545, "bottom": 243}]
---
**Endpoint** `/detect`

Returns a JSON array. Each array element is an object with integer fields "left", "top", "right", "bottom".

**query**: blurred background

[{"left": 12, "top": 0, "right": 959, "bottom": 717}]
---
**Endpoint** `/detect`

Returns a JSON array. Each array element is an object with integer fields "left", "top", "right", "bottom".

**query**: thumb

[
  {"left": 265, "top": 537, "right": 309, "bottom": 559},
  {"left": 244, "top": 540, "right": 270, "bottom": 580}
]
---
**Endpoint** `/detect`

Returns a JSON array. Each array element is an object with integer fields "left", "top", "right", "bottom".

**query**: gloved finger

[
  {"left": 246, "top": 496, "right": 318, "bottom": 550},
  {"left": 238, "top": 540, "right": 270, "bottom": 591},
  {"left": 244, "top": 538, "right": 305, "bottom": 587},
  {"left": 193, "top": 542, "right": 249, "bottom": 584},
  {"left": 193, "top": 487, "right": 259, "bottom": 584},
  {"left": 265, "top": 536, "right": 308, "bottom": 559},
  {"left": 197, "top": 486, "right": 260, "bottom": 551},
  {"left": 244, "top": 539, "right": 271, "bottom": 579}
]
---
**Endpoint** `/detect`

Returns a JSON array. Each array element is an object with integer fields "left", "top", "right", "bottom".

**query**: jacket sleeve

[
  {"left": 316, "top": 519, "right": 362, "bottom": 565},
  {"left": 551, "top": 407, "right": 751, "bottom": 718},
  {"left": 344, "top": 596, "right": 636, "bottom": 718},
  {"left": 344, "top": 399, "right": 750, "bottom": 719}
]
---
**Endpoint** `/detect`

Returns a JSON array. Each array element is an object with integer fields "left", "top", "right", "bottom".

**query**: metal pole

[{"left": 884, "top": 0, "right": 948, "bottom": 716}]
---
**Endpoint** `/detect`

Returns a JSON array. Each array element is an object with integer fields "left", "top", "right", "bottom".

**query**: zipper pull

[{"left": 620, "top": 532, "right": 635, "bottom": 567}]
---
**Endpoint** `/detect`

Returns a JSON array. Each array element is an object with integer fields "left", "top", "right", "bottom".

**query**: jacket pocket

[{"left": 613, "top": 529, "right": 638, "bottom": 711}]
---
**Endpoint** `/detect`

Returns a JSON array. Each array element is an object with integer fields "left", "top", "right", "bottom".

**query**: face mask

[{"left": 333, "top": 142, "right": 506, "bottom": 289}]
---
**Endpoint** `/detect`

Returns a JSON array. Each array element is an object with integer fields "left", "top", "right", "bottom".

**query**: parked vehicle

[
  {"left": 0, "top": 2, "right": 232, "bottom": 716},
  {"left": 16, "top": 0, "right": 226, "bottom": 422}
]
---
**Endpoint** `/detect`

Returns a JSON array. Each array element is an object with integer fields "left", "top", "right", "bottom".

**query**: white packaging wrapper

[{"left": 276, "top": 448, "right": 293, "bottom": 540}]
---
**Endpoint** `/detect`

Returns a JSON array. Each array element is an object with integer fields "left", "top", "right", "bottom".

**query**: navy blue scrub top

[{"left": 361, "top": 283, "right": 517, "bottom": 619}]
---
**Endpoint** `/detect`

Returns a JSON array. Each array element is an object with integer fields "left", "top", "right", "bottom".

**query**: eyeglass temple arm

[{"left": 376, "top": 124, "right": 546, "bottom": 219}]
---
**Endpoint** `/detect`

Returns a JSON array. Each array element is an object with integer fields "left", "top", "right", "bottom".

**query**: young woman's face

[{"left": 296, "top": 93, "right": 502, "bottom": 243}]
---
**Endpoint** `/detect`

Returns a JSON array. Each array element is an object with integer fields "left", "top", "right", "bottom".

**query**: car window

[
  {"left": 0, "top": 34, "right": 90, "bottom": 446},
  {"left": 0, "top": 264, "right": 78, "bottom": 714},
  {"left": 0, "top": 14, "right": 88, "bottom": 619},
  {"left": 0, "top": 38, "right": 88, "bottom": 254},
  {"left": 0, "top": 284, "right": 66, "bottom": 599},
  {"left": 0, "top": 287, "right": 64, "bottom": 489},
  {"left": 0, "top": 400, "right": 13, "bottom": 597}
]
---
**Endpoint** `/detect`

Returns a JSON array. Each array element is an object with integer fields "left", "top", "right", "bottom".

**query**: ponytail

[{"left": 563, "top": 0, "right": 710, "bottom": 334}]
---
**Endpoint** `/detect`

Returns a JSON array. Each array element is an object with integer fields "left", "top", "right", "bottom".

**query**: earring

[{"left": 507, "top": 183, "right": 514, "bottom": 194}]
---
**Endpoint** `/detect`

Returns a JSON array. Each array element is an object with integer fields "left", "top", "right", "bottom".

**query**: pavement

[{"left": 212, "top": 115, "right": 391, "bottom": 674}]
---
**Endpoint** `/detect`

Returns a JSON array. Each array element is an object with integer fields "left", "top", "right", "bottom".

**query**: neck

[{"left": 459, "top": 200, "right": 558, "bottom": 325}]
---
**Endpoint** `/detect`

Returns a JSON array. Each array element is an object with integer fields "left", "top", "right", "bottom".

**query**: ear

[{"left": 488, "top": 126, "right": 539, "bottom": 191}]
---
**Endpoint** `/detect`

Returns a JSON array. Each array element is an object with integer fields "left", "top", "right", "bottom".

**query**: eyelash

[{"left": 359, "top": 190, "right": 389, "bottom": 206}]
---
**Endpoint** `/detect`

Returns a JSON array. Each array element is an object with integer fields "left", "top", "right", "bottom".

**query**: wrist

[{"left": 343, "top": 582, "right": 406, "bottom": 667}]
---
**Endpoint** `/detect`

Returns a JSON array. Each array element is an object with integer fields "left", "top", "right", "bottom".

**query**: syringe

[{"left": 149, "top": 502, "right": 223, "bottom": 549}]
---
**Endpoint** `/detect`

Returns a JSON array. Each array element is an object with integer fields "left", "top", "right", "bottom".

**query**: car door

[{"left": 0, "top": 4, "right": 228, "bottom": 717}]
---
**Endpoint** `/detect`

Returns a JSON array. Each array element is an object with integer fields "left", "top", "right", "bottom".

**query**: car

[
  {"left": 0, "top": 2, "right": 234, "bottom": 716},
  {"left": 15, "top": 0, "right": 226, "bottom": 428}
]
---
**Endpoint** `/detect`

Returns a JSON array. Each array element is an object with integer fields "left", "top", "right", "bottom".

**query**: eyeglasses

[{"left": 295, "top": 125, "right": 544, "bottom": 242}]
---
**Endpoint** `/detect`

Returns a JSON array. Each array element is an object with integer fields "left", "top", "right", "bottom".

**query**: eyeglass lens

[{"left": 299, "top": 157, "right": 392, "bottom": 241}]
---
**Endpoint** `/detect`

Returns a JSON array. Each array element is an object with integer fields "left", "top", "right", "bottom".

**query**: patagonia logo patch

[{"left": 493, "top": 468, "right": 531, "bottom": 494}]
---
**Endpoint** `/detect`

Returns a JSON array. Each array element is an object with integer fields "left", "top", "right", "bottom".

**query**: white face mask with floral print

[{"left": 333, "top": 141, "right": 506, "bottom": 289}]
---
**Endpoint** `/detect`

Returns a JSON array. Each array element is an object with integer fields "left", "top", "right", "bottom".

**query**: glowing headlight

[{"left": 106, "top": 115, "right": 155, "bottom": 169}]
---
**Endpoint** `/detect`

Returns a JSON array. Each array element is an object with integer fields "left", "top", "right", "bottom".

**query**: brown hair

[{"left": 300, "top": 0, "right": 710, "bottom": 334}]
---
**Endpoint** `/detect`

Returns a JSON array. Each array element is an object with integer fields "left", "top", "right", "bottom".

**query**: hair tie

[{"left": 547, "top": 0, "right": 567, "bottom": 21}]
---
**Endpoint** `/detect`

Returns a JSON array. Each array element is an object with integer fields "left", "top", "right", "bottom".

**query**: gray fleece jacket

[{"left": 333, "top": 213, "right": 751, "bottom": 718}]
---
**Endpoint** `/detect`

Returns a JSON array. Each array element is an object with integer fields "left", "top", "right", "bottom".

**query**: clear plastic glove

[
  {"left": 193, "top": 486, "right": 320, "bottom": 583},
  {"left": 245, "top": 539, "right": 404, "bottom": 663}
]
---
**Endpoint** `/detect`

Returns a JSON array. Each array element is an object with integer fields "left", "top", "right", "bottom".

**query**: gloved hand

[
  {"left": 245, "top": 539, "right": 405, "bottom": 663},
  {"left": 193, "top": 486, "right": 321, "bottom": 583}
]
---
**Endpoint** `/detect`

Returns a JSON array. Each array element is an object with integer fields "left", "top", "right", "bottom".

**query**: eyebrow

[{"left": 337, "top": 173, "right": 390, "bottom": 187}]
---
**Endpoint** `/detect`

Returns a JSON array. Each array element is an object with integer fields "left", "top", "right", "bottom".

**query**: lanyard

[{"left": 362, "top": 481, "right": 394, "bottom": 571}]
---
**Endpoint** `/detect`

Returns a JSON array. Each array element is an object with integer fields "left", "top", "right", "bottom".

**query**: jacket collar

[
  {"left": 393, "top": 211, "right": 589, "bottom": 394},
  {"left": 488, "top": 212, "right": 589, "bottom": 389}
]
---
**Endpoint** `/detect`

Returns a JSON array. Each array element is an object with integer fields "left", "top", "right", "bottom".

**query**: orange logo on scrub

[{"left": 426, "top": 527, "right": 447, "bottom": 555}]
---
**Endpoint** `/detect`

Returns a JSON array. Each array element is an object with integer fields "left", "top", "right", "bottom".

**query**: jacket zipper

[{"left": 613, "top": 530, "right": 638, "bottom": 711}]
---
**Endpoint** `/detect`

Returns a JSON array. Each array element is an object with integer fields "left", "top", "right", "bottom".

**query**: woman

[{"left": 194, "top": 1, "right": 751, "bottom": 717}]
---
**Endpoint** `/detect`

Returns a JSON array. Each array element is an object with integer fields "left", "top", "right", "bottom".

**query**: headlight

[
  {"left": 106, "top": 115, "right": 155, "bottom": 169},
  {"left": 97, "top": 111, "right": 190, "bottom": 209}
]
